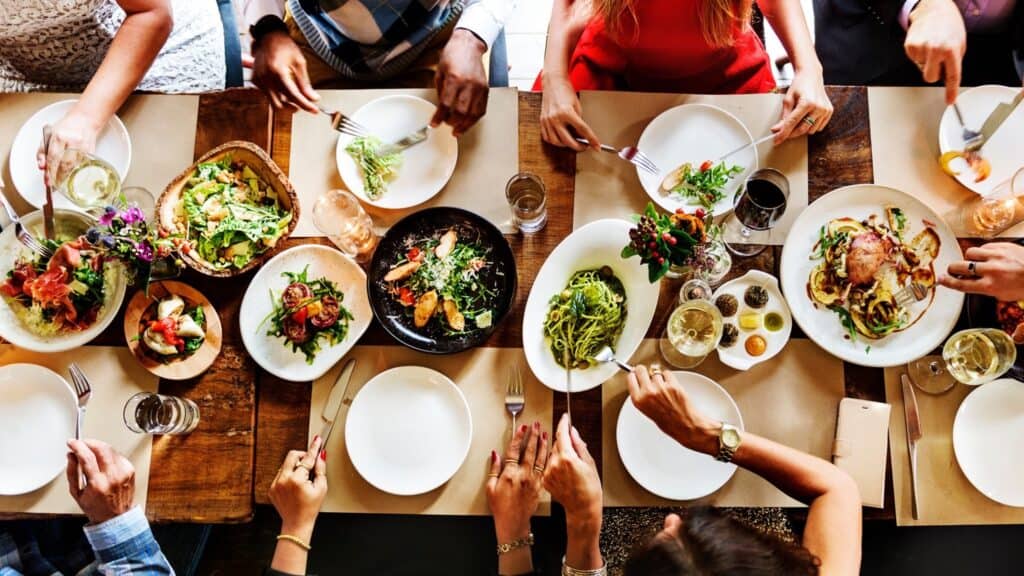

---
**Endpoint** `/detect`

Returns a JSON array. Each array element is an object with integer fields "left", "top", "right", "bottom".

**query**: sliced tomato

[
  {"left": 290, "top": 306, "right": 309, "bottom": 325},
  {"left": 398, "top": 287, "right": 415, "bottom": 307},
  {"left": 407, "top": 247, "right": 421, "bottom": 261},
  {"left": 699, "top": 160, "right": 713, "bottom": 172}
]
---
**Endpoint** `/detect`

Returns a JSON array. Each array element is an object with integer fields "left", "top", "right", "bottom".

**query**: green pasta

[{"left": 543, "top": 267, "right": 627, "bottom": 369}]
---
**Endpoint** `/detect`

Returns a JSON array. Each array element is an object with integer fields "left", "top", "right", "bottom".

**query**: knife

[
  {"left": 562, "top": 347, "right": 572, "bottom": 427},
  {"left": 41, "top": 125, "right": 55, "bottom": 240},
  {"left": 978, "top": 89, "right": 1024, "bottom": 147},
  {"left": 901, "top": 373, "right": 923, "bottom": 520},
  {"left": 377, "top": 125, "right": 429, "bottom": 156},
  {"left": 316, "top": 358, "right": 357, "bottom": 460}
]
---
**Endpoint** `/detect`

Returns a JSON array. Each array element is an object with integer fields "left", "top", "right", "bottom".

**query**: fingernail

[
  {"left": 320, "top": 450, "right": 327, "bottom": 461},
  {"left": 314, "top": 435, "right": 320, "bottom": 443},
  {"left": 542, "top": 432, "right": 548, "bottom": 440},
  {"left": 520, "top": 424, "right": 527, "bottom": 433},
  {"left": 491, "top": 450, "right": 497, "bottom": 461}
]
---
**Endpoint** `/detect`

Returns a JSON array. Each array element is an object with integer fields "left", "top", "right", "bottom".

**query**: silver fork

[
  {"left": 575, "top": 138, "right": 660, "bottom": 175},
  {"left": 69, "top": 363, "right": 93, "bottom": 489},
  {"left": 0, "top": 182, "right": 53, "bottom": 259},
  {"left": 952, "top": 103, "right": 984, "bottom": 152},
  {"left": 505, "top": 364, "right": 525, "bottom": 431},
  {"left": 316, "top": 105, "right": 370, "bottom": 138},
  {"left": 894, "top": 282, "right": 929, "bottom": 309}
]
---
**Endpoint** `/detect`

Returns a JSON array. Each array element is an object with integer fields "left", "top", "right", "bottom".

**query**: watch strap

[{"left": 714, "top": 424, "right": 739, "bottom": 463}]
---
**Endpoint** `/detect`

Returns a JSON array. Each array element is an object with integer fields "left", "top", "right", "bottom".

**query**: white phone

[{"left": 833, "top": 398, "right": 891, "bottom": 509}]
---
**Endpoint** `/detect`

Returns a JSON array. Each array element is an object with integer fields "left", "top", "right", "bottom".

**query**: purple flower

[
  {"left": 98, "top": 206, "right": 118, "bottom": 227},
  {"left": 123, "top": 206, "right": 146, "bottom": 225},
  {"left": 134, "top": 241, "right": 154, "bottom": 263}
]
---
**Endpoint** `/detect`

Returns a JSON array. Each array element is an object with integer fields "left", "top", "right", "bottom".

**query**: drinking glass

[
  {"left": 313, "top": 189, "right": 379, "bottom": 263},
  {"left": 506, "top": 172, "right": 547, "bottom": 233},
  {"left": 723, "top": 168, "right": 789, "bottom": 257},
  {"left": 907, "top": 328, "right": 1017, "bottom": 394},
  {"left": 659, "top": 279, "right": 724, "bottom": 368},
  {"left": 123, "top": 392, "right": 200, "bottom": 435},
  {"left": 948, "top": 166, "right": 1024, "bottom": 238},
  {"left": 120, "top": 186, "right": 156, "bottom": 224},
  {"left": 53, "top": 148, "right": 122, "bottom": 210}
]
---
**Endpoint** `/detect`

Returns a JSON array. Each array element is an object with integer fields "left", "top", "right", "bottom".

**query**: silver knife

[
  {"left": 715, "top": 133, "right": 775, "bottom": 163},
  {"left": 901, "top": 373, "right": 923, "bottom": 520},
  {"left": 562, "top": 348, "right": 572, "bottom": 427},
  {"left": 377, "top": 125, "right": 429, "bottom": 156},
  {"left": 41, "top": 125, "right": 55, "bottom": 240},
  {"left": 316, "top": 358, "right": 357, "bottom": 459},
  {"left": 979, "top": 89, "right": 1024, "bottom": 146}
]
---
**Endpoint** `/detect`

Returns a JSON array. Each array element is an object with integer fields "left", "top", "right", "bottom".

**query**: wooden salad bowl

[{"left": 156, "top": 141, "right": 299, "bottom": 278}]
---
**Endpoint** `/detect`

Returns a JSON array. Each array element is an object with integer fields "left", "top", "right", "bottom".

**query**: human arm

[
  {"left": 760, "top": 0, "right": 834, "bottom": 142},
  {"left": 543, "top": 414, "right": 604, "bottom": 572},
  {"left": 268, "top": 436, "right": 328, "bottom": 576},
  {"left": 939, "top": 243, "right": 1024, "bottom": 303},
  {"left": 539, "top": 0, "right": 601, "bottom": 151},
  {"left": 250, "top": 14, "right": 321, "bottom": 113},
  {"left": 901, "top": 0, "right": 967, "bottom": 104},
  {"left": 628, "top": 366, "right": 862, "bottom": 576},
  {"left": 38, "top": 0, "right": 172, "bottom": 182},
  {"left": 66, "top": 439, "right": 173, "bottom": 575}
]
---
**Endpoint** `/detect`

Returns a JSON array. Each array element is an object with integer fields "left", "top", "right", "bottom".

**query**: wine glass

[
  {"left": 659, "top": 279, "right": 723, "bottom": 369},
  {"left": 948, "top": 165, "right": 1024, "bottom": 237},
  {"left": 907, "top": 328, "right": 1017, "bottom": 394},
  {"left": 313, "top": 189, "right": 379, "bottom": 263},
  {"left": 53, "top": 148, "right": 122, "bottom": 211},
  {"left": 723, "top": 168, "right": 789, "bottom": 257}
]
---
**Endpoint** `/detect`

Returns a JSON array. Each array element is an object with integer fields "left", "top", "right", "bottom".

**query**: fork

[
  {"left": 575, "top": 138, "right": 660, "bottom": 176},
  {"left": 0, "top": 182, "right": 53, "bottom": 259},
  {"left": 69, "top": 363, "right": 93, "bottom": 489},
  {"left": 952, "top": 103, "right": 984, "bottom": 152},
  {"left": 316, "top": 105, "right": 370, "bottom": 138},
  {"left": 894, "top": 282, "right": 929, "bottom": 309},
  {"left": 505, "top": 364, "right": 525, "bottom": 432}
]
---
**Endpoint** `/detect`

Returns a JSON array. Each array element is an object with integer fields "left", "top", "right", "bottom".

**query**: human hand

[
  {"left": 487, "top": 421, "right": 549, "bottom": 542},
  {"left": 269, "top": 436, "right": 327, "bottom": 541},
  {"left": 771, "top": 65, "right": 833, "bottom": 143},
  {"left": 37, "top": 111, "right": 102, "bottom": 186},
  {"left": 431, "top": 29, "right": 489, "bottom": 137},
  {"left": 905, "top": 0, "right": 966, "bottom": 104},
  {"left": 627, "top": 365, "right": 720, "bottom": 455},
  {"left": 540, "top": 75, "right": 599, "bottom": 151},
  {"left": 66, "top": 439, "right": 136, "bottom": 525},
  {"left": 251, "top": 30, "right": 321, "bottom": 113},
  {"left": 938, "top": 243, "right": 1024, "bottom": 302},
  {"left": 543, "top": 414, "right": 602, "bottom": 538}
]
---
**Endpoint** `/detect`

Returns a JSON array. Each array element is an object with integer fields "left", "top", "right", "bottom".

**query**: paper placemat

[
  {"left": 0, "top": 93, "right": 197, "bottom": 214},
  {"left": 0, "top": 345, "right": 158, "bottom": 516},
  {"left": 603, "top": 339, "right": 844, "bottom": 508},
  {"left": 288, "top": 88, "right": 520, "bottom": 237},
  {"left": 884, "top": 368, "right": 1024, "bottom": 525},
  {"left": 574, "top": 91, "right": 808, "bottom": 244},
  {"left": 868, "top": 87, "right": 1024, "bottom": 238},
  {"left": 309, "top": 345, "right": 552, "bottom": 516}
]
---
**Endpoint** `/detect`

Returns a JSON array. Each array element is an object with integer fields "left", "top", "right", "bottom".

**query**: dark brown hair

[{"left": 623, "top": 507, "right": 821, "bottom": 576}]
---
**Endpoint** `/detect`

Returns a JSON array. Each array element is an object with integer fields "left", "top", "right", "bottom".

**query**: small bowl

[
  {"left": 712, "top": 270, "right": 792, "bottom": 370},
  {"left": 123, "top": 281, "right": 222, "bottom": 380},
  {"left": 156, "top": 141, "right": 298, "bottom": 278}
]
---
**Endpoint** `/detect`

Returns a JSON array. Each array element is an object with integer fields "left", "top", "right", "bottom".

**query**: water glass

[
  {"left": 123, "top": 392, "right": 200, "bottom": 435},
  {"left": 723, "top": 168, "right": 789, "bottom": 257},
  {"left": 120, "top": 186, "right": 156, "bottom": 224},
  {"left": 313, "top": 189, "right": 379, "bottom": 263},
  {"left": 948, "top": 166, "right": 1024, "bottom": 238},
  {"left": 506, "top": 172, "right": 547, "bottom": 233}
]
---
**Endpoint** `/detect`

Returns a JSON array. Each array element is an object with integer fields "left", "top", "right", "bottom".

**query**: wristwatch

[{"left": 714, "top": 423, "right": 741, "bottom": 463}]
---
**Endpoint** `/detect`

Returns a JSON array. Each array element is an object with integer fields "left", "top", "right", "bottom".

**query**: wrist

[
  {"left": 674, "top": 417, "right": 721, "bottom": 456},
  {"left": 280, "top": 520, "right": 315, "bottom": 542},
  {"left": 452, "top": 28, "right": 487, "bottom": 55},
  {"left": 65, "top": 105, "right": 106, "bottom": 133},
  {"left": 566, "top": 512, "right": 602, "bottom": 542},
  {"left": 495, "top": 520, "right": 531, "bottom": 543}
]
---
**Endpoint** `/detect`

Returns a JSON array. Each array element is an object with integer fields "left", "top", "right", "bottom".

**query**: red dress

[{"left": 534, "top": 0, "right": 776, "bottom": 94}]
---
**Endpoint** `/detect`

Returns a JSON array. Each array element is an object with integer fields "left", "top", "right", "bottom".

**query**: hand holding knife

[{"left": 314, "top": 358, "right": 357, "bottom": 468}]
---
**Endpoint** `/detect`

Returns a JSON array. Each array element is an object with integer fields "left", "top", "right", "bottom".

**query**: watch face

[{"left": 722, "top": 427, "right": 741, "bottom": 449}]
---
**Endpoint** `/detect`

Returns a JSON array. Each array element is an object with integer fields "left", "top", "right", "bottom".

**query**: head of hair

[
  {"left": 623, "top": 507, "right": 821, "bottom": 576},
  {"left": 592, "top": 0, "right": 753, "bottom": 47}
]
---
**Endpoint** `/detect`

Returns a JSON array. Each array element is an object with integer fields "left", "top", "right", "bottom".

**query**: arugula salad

[
  {"left": 346, "top": 136, "right": 402, "bottom": 200},
  {"left": 178, "top": 158, "right": 292, "bottom": 270},
  {"left": 262, "top": 266, "right": 354, "bottom": 364},
  {"left": 661, "top": 160, "right": 744, "bottom": 210}
]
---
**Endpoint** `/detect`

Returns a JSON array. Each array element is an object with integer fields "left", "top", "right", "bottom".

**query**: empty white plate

[
  {"left": 9, "top": 99, "right": 131, "bottom": 210},
  {"left": 0, "top": 364, "right": 77, "bottom": 495},
  {"left": 345, "top": 366, "right": 472, "bottom": 495},
  {"left": 335, "top": 95, "right": 458, "bottom": 210},
  {"left": 636, "top": 103, "right": 757, "bottom": 217},
  {"left": 939, "top": 85, "right": 1024, "bottom": 195},
  {"left": 617, "top": 371, "right": 743, "bottom": 500},
  {"left": 953, "top": 378, "right": 1024, "bottom": 507}
]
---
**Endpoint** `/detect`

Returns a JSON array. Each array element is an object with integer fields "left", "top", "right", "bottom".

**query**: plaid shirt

[{"left": 0, "top": 507, "right": 173, "bottom": 576}]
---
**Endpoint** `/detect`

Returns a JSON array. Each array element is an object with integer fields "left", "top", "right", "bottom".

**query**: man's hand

[
  {"left": 431, "top": 29, "right": 489, "bottom": 137},
  {"left": 66, "top": 439, "right": 136, "bottom": 525},
  {"left": 252, "top": 29, "right": 321, "bottom": 113},
  {"left": 905, "top": 0, "right": 967, "bottom": 104}
]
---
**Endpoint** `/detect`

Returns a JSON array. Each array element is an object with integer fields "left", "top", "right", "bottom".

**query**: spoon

[{"left": 595, "top": 346, "right": 634, "bottom": 373}]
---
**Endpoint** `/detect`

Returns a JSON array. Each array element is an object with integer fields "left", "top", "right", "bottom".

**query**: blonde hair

[{"left": 594, "top": 0, "right": 752, "bottom": 48}]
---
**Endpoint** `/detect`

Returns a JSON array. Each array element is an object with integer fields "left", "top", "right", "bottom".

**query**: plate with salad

[
  {"left": 158, "top": 141, "right": 297, "bottom": 277},
  {"left": 636, "top": 103, "right": 757, "bottom": 217},
  {"left": 335, "top": 95, "right": 458, "bottom": 210},
  {"left": 368, "top": 207, "right": 517, "bottom": 354},
  {"left": 239, "top": 245, "right": 371, "bottom": 382}
]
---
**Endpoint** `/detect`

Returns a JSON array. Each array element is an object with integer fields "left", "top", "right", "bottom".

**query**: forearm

[
  {"left": 495, "top": 521, "right": 534, "bottom": 575},
  {"left": 758, "top": 0, "right": 820, "bottom": 72},
  {"left": 565, "top": 517, "right": 603, "bottom": 570},
  {"left": 83, "top": 506, "right": 174, "bottom": 575},
  {"left": 544, "top": 0, "right": 591, "bottom": 80}
]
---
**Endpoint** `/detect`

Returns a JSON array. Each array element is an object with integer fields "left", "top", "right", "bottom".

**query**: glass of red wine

[{"left": 723, "top": 168, "right": 789, "bottom": 257}]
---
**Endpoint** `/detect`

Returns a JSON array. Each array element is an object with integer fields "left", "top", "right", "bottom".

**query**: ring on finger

[
  {"left": 967, "top": 261, "right": 980, "bottom": 278},
  {"left": 649, "top": 363, "right": 663, "bottom": 377},
  {"left": 533, "top": 466, "right": 544, "bottom": 475},
  {"left": 802, "top": 116, "right": 816, "bottom": 127},
  {"left": 504, "top": 458, "right": 519, "bottom": 467},
  {"left": 487, "top": 473, "right": 499, "bottom": 478}
]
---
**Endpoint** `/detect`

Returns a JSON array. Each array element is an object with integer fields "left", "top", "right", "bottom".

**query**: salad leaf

[{"left": 346, "top": 136, "right": 402, "bottom": 200}]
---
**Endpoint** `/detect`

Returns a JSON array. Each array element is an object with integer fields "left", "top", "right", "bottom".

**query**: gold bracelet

[
  {"left": 276, "top": 534, "right": 311, "bottom": 551},
  {"left": 496, "top": 533, "right": 534, "bottom": 555}
]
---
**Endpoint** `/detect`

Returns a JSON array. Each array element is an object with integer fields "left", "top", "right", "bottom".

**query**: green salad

[
  {"left": 661, "top": 160, "right": 744, "bottom": 210},
  {"left": 178, "top": 158, "right": 292, "bottom": 270},
  {"left": 261, "top": 266, "right": 353, "bottom": 364},
  {"left": 346, "top": 136, "right": 402, "bottom": 200}
]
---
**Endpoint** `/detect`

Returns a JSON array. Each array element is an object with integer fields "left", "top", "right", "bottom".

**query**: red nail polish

[
  {"left": 491, "top": 449, "right": 497, "bottom": 461},
  {"left": 320, "top": 450, "right": 327, "bottom": 461},
  {"left": 542, "top": 432, "right": 548, "bottom": 440},
  {"left": 520, "top": 424, "right": 527, "bottom": 433},
  {"left": 314, "top": 435, "right": 320, "bottom": 443}
]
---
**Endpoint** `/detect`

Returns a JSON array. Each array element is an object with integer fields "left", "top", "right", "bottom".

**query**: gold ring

[
  {"left": 649, "top": 363, "right": 663, "bottom": 377},
  {"left": 504, "top": 459, "right": 519, "bottom": 466},
  {"left": 488, "top": 473, "right": 500, "bottom": 478},
  {"left": 802, "top": 116, "right": 816, "bottom": 127},
  {"left": 533, "top": 466, "right": 544, "bottom": 475}
]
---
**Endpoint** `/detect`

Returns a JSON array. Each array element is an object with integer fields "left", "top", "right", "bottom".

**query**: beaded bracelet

[
  {"left": 276, "top": 534, "right": 311, "bottom": 552},
  {"left": 496, "top": 533, "right": 534, "bottom": 555}
]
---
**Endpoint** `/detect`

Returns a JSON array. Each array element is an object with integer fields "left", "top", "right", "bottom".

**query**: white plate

[
  {"left": 9, "top": 99, "right": 131, "bottom": 210},
  {"left": 345, "top": 366, "right": 472, "bottom": 495},
  {"left": 780, "top": 184, "right": 964, "bottom": 367},
  {"left": 713, "top": 270, "right": 792, "bottom": 371},
  {"left": 239, "top": 245, "right": 372, "bottom": 382},
  {"left": 953, "top": 378, "right": 1024, "bottom": 507},
  {"left": 335, "top": 95, "right": 458, "bottom": 210},
  {"left": 617, "top": 371, "right": 743, "bottom": 500},
  {"left": 0, "top": 364, "right": 77, "bottom": 495},
  {"left": 939, "top": 85, "right": 1024, "bottom": 195},
  {"left": 0, "top": 210, "right": 127, "bottom": 353},
  {"left": 636, "top": 104, "right": 757, "bottom": 217},
  {"left": 523, "top": 219, "right": 660, "bottom": 392}
]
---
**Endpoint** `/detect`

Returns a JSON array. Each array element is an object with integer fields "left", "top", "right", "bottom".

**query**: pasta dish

[{"left": 544, "top": 267, "right": 627, "bottom": 368}]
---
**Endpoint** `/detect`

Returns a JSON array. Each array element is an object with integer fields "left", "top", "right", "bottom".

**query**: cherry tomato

[
  {"left": 407, "top": 247, "right": 421, "bottom": 261},
  {"left": 695, "top": 208, "right": 706, "bottom": 219},
  {"left": 290, "top": 306, "right": 308, "bottom": 325},
  {"left": 700, "top": 160, "right": 713, "bottom": 172},
  {"left": 399, "top": 287, "right": 415, "bottom": 307}
]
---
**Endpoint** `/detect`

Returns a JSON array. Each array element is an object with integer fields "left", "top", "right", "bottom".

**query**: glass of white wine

[
  {"left": 659, "top": 279, "right": 724, "bottom": 369},
  {"left": 908, "top": 328, "right": 1017, "bottom": 393},
  {"left": 54, "top": 148, "right": 122, "bottom": 210}
]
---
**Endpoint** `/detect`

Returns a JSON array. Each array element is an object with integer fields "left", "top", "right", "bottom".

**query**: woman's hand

[
  {"left": 544, "top": 413, "right": 603, "bottom": 570},
  {"left": 37, "top": 110, "right": 103, "bottom": 186},
  {"left": 540, "top": 75, "right": 599, "bottom": 151},
  {"left": 251, "top": 30, "right": 321, "bottom": 113},
  {"left": 939, "top": 243, "right": 1024, "bottom": 303},
  {"left": 771, "top": 65, "right": 833, "bottom": 143},
  {"left": 627, "top": 365, "right": 720, "bottom": 455},
  {"left": 487, "top": 421, "right": 549, "bottom": 542},
  {"left": 269, "top": 436, "right": 327, "bottom": 542},
  {"left": 66, "top": 439, "right": 136, "bottom": 525}
]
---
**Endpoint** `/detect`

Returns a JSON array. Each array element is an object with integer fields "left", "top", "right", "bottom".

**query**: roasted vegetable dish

[{"left": 263, "top": 267, "right": 353, "bottom": 364}]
